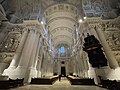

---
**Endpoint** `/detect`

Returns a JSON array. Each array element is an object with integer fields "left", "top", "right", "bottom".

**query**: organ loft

[{"left": 0, "top": 0, "right": 120, "bottom": 90}]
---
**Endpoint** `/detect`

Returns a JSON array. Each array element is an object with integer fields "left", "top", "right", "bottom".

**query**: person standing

[{"left": 59, "top": 75, "right": 61, "bottom": 81}]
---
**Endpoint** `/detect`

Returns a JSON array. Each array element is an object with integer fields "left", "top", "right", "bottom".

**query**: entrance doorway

[{"left": 61, "top": 67, "right": 66, "bottom": 77}]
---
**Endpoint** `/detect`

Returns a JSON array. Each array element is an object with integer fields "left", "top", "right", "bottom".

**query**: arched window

[{"left": 60, "top": 46, "right": 65, "bottom": 53}]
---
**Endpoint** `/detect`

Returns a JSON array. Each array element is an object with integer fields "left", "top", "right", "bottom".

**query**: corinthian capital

[{"left": 94, "top": 24, "right": 105, "bottom": 31}]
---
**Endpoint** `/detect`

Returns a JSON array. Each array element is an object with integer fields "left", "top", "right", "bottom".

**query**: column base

[
  {"left": 37, "top": 71, "right": 41, "bottom": 77},
  {"left": 88, "top": 66, "right": 120, "bottom": 85},
  {"left": 88, "top": 67, "right": 98, "bottom": 84},
  {"left": 3, "top": 66, "right": 27, "bottom": 79},
  {"left": 4, "top": 66, "right": 38, "bottom": 83},
  {"left": 3, "top": 66, "right": 17, "bottom": 76},
  {"left": 27, "top": 68, "right": 37, "bottom": 82},
  {"left": 0, "top": 63, "right": 9, "bottom": 75},
  {"left": 104, "top": 67, "right": 120, "bottom": 80},
  {"left": 7, "top": 66, "right": 17, "bottom": 70}
]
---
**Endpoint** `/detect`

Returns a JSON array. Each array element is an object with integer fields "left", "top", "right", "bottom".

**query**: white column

[
  {"left": 27, "top": 31, "right": 40, "bottom": 82},
  {"left": 36, "top": 38, "right": 43, "bottom": 77},
  {"left": 82, "top": 52, "right": 89, "bottom": 77},
  {"left": 46, "top": 55, "right": 51, "bottom": 76},
  {"left": 41, "top": 50, "right": 47, "bottom": 77},
  {"left": 36, "top": 47, "right": 44, "bottom": 77},
  {"left": 33, "top": 36, "right": 42, "bottom": 69},
  {"left": 53, "top": 60, "right": 58, "bottom": 75},
  {"left": 89, "top": 25, "right": 99, "bottom": 39},
  {"left": 69, "top": 59, "right": 74, "bottom": 75},
  {"left": 82, "top": 52, "right": 89, "bottom": 71},
  {"left": 74, "top": 55, "right": 79, "bottom": 75},
  {"left": 58, "top": 60, "right": 61, "bottom": 75},
  {"left": 48, "top": 55, "right": 53, "bottom": 76},
  {"left": 14, "top": 29, "right": 35, "bottom": 80},
  {"left": 88, "top": 63, "right": 98, "bottom": 84},
  {"left": 50, "top": 57, "right": 53, "bottom": 76},
  {"left": 79, "top": 50, "right": 85, "bottom": 74},
  {"left": 72, "top": 57, "right": 76, "bottom": 75},
  {"left": 45, "top": 52, "right": 48, "bottom": 76},
  {"left": 37, "top": 46, "right": 45, "bottom": 76},
  {"left": 8, "top": 29, "right": 28, "bottom": 69},
  {"left": 28, "top": 31, "right": 39, "bottom": 68},
  {"left": 76, "top": 54, "right": 80, "bottom": 75},
  {"left": 36, "top": 60, "right": 41, "bottom": 77},
  {"left": 79, "top": 50, "right": 89, "bottom": 77},
  {"left": 95, "top": 25, "right": 119, "bottom": 69},
  {"left": 65, "top": 60, "right": 68, "bottom": 75},
  {"left": 18, "top": 30, "right": 35, "bottom": 66}
]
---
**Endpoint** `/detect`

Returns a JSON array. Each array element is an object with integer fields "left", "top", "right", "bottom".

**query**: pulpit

[{"left": 83, "top": 34, "right": 107, "bottom": 68}]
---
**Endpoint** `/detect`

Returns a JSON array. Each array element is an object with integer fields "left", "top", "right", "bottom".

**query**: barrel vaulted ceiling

[{"left": 1, "top": 0, "right": 120, "bottom": 48}]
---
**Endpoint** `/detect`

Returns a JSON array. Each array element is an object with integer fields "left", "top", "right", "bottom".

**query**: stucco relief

[
  {"left": 113, "top": 51, "right": 120, "bottom": 66},
  {"left": 83, "top": 0, "right": 110, "bottom": 17},
  {"left": 0, "top": 26, "right": 23, "bottom": 52},
  {"left": 112, "top": 33, "right": 120, "bottom": 46},
  {"left": 105, "top": 31, "right": 120, "bottom": 51},
  {"left": 45, "top": 4, "right": 78, "bottom": 16},
  {"left": 82, "top": 0, "right": 91, "bottom": 10},
  {"left": 0, "top": 53, "right": 14, "bottom": 63},
  {"left": 92, "top": 0, "right": 105, "bottom": 11}
]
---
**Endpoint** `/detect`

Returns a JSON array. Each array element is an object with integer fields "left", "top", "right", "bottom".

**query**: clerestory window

[{"left": 60, "top": 46, "right": 65, "bottom": 53}]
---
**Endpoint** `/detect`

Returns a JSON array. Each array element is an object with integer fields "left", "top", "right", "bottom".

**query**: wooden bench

[
  {"left": 0, "top": 80, "right": 10, "bottom": 89},
  {"left": 30, "top": 76, "right": 58, "bottom": 85},
  {"left": 16, "top": 78, "right": 24, "bottom": 86},
  {"left": 99, "top": 78, "right": 120, "bottom": 90},
  {"left": 9, "top": 78, "right": 24, "bottom": 88},
  {"left": 0, "top": 78, "right": 24, "bottom": 89},
  {"left": 67, "top": 76, "right": 95, "bottom": 85}
]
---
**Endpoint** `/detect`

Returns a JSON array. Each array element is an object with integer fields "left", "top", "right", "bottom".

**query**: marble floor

[{"left": 11, "top": 78, "right": 108, "bottom": 90}]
